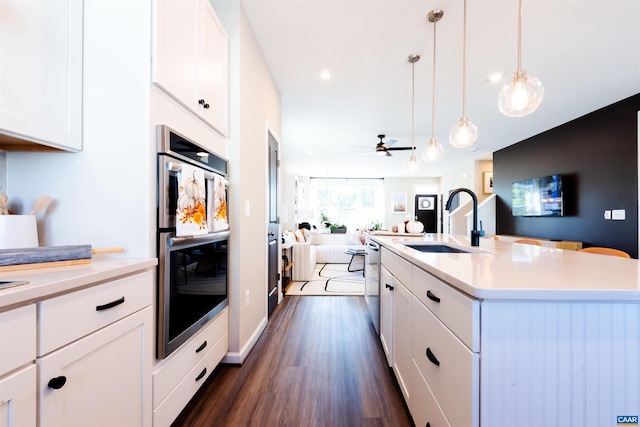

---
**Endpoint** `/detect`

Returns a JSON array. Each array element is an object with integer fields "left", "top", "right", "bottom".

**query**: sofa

[{"left": 284, "top": 229, "right": 365, "bottom": 281}]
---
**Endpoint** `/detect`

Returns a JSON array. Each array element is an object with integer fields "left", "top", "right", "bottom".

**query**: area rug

[{"left": 285, "top": 263, "right": 365, "bottom": 296}]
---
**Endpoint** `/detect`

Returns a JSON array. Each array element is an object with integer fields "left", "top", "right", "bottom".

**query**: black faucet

[{"left": 445, "top": 188, "right": 485, "bottom": 246}]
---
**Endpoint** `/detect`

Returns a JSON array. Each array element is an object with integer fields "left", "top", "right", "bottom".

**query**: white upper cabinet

[
  {"left": 0, "top": 0, "right": 83, "bottom": 151},
  {"left": 153, "top": 0, "right": 229, "bottom": 137}
]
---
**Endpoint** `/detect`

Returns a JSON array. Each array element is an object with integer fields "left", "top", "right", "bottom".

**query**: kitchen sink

[{"left": 402, "top": 243, "right": 472, "bottom": 254}]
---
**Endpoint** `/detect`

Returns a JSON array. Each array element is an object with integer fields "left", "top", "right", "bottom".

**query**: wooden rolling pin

[{"left": 0, "top": 245, "right": 124, "bottom": 272}]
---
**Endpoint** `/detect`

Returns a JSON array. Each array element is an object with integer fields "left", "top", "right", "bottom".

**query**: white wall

[
  {"left": 214, "top": 0, "right": 282, "bottom": 363},
  {"left": 6, "top": 0, "right": 154, "bottom": 257}
]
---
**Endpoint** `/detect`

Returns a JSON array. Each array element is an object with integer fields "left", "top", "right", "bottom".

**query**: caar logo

[{"left": 617, "top": 415, "right": 638, "bottom": 426}]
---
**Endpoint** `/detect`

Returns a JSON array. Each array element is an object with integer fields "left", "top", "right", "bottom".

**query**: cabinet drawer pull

[
  {"left": 426, "top": 347, "right": 440, "bottom": 366},
  {"left": 96, "top": 296, "right": 125, "bottom": 311},
  {"left": 385, "top": 283, "right": 394, "bottom": 290},
  {"left": 426, "top": 290, "right": 440, "bottom": 303},
  {"left": 195, "top": 340, "right": 208, "bottom": 353},
  {"left": 198, "top": 99, "right": 210, "bottom": 109},
  {"left": 48, "top": 376, "right": 67, "bottom": 389},
  {"left": 195, "top": 367, "right": 207, "bottom": 382}
]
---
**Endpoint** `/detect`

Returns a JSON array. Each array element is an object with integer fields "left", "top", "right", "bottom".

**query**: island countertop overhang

[{"left": 372, "top": 234, "right": 640, "bottom": 301}]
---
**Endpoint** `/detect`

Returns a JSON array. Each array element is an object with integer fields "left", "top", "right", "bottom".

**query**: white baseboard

[{"left": 222, "top": 316, "right": 268, "bottom": 364}]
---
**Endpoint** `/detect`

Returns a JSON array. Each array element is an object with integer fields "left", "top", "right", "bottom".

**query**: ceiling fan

[{"left": 375, "top": 134, "right": 412, "bottom": 157}]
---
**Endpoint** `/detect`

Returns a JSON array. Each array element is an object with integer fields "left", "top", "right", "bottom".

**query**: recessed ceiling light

[
  {"left": 319, "top": 70, "right": 331, "bottom": 80},
  {"left": 487, "top": 72, "right": 504, "bottom": 83}
]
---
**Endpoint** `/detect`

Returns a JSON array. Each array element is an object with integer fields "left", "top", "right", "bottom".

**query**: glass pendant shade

[
  {"left": 498, "top": 69, "right": 544, "bottom": 117},
  {"left": 407, "top": 154, "right": 419, "bottom": 173},
  {"left": 421, "top": 138, "right": 444, "bottom": 163},
  {"left": 449, "top": 117, "right": 478, "bottom": 148}
]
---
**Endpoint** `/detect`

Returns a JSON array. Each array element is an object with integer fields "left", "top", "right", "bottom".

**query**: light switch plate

[
  {"left": 604, "top": 210, "right": 612, "bottom": 220},
  {"left": 612, "top": 209, "right": 626, "bottom": 220}
]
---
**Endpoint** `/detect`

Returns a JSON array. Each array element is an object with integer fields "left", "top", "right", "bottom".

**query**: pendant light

[
  {"left": 449, "top": 0, "right": 478, "bottom": 148},
  {"left": 498, "top": 0, "right": 544, "bottom": 117},
  {"left": 421, "top": 9, "right": 444, "bottom": 164},
  {"left": 407, "top": 54, "right": 420, "bottom": 174}
]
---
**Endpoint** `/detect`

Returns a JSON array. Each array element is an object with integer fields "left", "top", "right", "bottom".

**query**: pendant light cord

[
  {"left": 517, "top": 0, "right": 522, "bottom": 71},
  {"left": 411, "top": 59, "right": 415, "bottom": 155},
  {"left": 431, "top": 17, "right": 437, "bottom": 140},
  {"left": 462, "top": 0, "right": 467, "bottom": 117}
]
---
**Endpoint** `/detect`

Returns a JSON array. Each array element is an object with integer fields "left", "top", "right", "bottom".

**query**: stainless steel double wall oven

[{"left": 156, "top": 125, "right": 229, "bottom": 358}]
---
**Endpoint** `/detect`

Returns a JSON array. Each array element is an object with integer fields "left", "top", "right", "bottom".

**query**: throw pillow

[
  {"left": 283, "top": 231, "right": 296, "bottom": 245},
  {"left": 294, "top": 229, "right": 305, "bottom": 242}
]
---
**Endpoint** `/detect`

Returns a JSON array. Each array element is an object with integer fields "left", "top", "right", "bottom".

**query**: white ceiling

[{"left": 241, "top": 0, "right": 640, "bottom": 178}]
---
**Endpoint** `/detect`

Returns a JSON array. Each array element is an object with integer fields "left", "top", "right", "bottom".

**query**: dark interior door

[
  {"left": 267, "top": 133, "right": 279, "bottom": 317},
  {"left": 415, "top": 194, "right": 438, "bottom": 233}
]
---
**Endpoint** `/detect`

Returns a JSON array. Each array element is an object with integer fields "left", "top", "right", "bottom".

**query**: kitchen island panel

[{"left": 480, "top": 300, "right": 640, "bottom": 427}]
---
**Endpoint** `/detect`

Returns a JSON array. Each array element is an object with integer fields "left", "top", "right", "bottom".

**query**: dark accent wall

[{"left": 494, "top": 93, "right": 640, "bottom": 258}]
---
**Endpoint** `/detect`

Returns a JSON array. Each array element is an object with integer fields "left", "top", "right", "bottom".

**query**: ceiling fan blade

[
  {"left": 386, "top": 139, "right": 397, "bottom": 146},
  {"left": 387, "top": 146, "right": 412, "bottom": 151}
]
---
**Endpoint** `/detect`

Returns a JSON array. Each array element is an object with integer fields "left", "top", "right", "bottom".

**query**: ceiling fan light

[
  {"left": 449, "top": 117, "right": 478, "bottom": 149},
  {"left": 421, "top": 138, "right": 444, "bottom": 163},
  {"left": 498, "top": 70, "right": 544, "bottom": 117}
]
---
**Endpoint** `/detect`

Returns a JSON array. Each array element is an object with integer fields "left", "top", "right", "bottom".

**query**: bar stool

[{"left": 579, "top": 247, "right": 630, "bottom": 258}]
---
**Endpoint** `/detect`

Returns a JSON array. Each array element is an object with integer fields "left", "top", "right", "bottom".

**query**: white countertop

[
  {"left": 0, "top": 257, "right": 157, "bottom": 311},
  {"left": 372, "top": 234, "right": 640, "bottom": 301}
]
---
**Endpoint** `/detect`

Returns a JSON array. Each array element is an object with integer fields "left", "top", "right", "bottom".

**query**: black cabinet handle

[
  {"left": 48, "top": 376, "right": 67, "bottom": 389},
  {"left": 195, "top": 341, "right": 207, "bottom": 353},
  {"left": 426, "top": 290, "right": 440, "bottom": 303},
  {"left": 198, "top": 99, "right": 210, "bottom": 109},
  {"left": 195, "top": 367, "right": 207, "bottom": 382},
  {"left": 385, "top": 283, "right": 394, "bottom": 290},
  {"left": 426, "top": 347, "right": 440, "bottom": 366},
  {"left": 96, "top": 296, "right": 125, "bottom": 311}
]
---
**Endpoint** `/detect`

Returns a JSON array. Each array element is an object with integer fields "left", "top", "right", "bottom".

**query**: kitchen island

[{"left": 372, "top": 234, "right": 639, "bottom": 427}]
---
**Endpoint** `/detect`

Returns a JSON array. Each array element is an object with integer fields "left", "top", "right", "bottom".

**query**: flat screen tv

[{"left": 512, "top": 174, "right": 563, "bottom": 217}]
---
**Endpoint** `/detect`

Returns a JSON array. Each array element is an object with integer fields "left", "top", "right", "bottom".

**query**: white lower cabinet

[
  {"left": 383, "top": 249, "right": 479, "bottom": 427},
  {"left": 152, "top": 307, "right": 229, "bottom": 427},
  {"left": 0, "top": 365, "right": 36, "bottom": 427},
  {"left": 412, "top": 361, "right": 450, "bottom": 427},
  {"left": 37, "top": 306, "right": 153, "bottom": 427},
  {"left": 0, "top": 304, "right": 36, "bottom": 427},
  {"left": 34, "top": 270, "right": 154, "bottom": 427},
  {"left": 392, "top": 280, "right": 413, "bottom": 406},
  {"left": 379, "top": 266, "right": 394, "bottom": 367},
  {"left": 412, "top": 298, "right": 479, "bottom": 427}
]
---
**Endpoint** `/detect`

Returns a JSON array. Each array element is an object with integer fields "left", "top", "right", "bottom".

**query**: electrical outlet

[
  {"left": 612, "top": 209, "right": 626, "bottom": 220},
  {"left": 245, "top": 289, "right": 250, "bottom": 307}
]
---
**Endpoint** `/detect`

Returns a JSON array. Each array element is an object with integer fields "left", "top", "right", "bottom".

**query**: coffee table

[{"left": 345, "top": 248, "right": 365, "bottom": 273}]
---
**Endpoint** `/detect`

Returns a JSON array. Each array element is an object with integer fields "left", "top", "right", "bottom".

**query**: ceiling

[{"left": 241, "top": 0, "right": 640, "bottom": 178}]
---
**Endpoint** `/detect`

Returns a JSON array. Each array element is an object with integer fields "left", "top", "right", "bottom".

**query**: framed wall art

[
  {"left": 483, "top": 172, "right": 494, "bottom": 194},
  {"left": 392, "top": 193, "right": 407, "bottom": 213}
]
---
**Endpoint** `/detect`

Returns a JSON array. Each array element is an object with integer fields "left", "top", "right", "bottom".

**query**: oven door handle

[{"left": 168, "top": 231, "right": 230, "bottom": 247}]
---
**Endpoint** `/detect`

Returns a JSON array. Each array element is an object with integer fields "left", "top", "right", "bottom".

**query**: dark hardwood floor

[{"left": 172, "top": 296, "right": 412, "bottom": 427}]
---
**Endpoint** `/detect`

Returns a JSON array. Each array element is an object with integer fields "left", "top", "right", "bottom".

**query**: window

[{"left": 309, "top": 178, "right": 384, "bottom": 230}]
